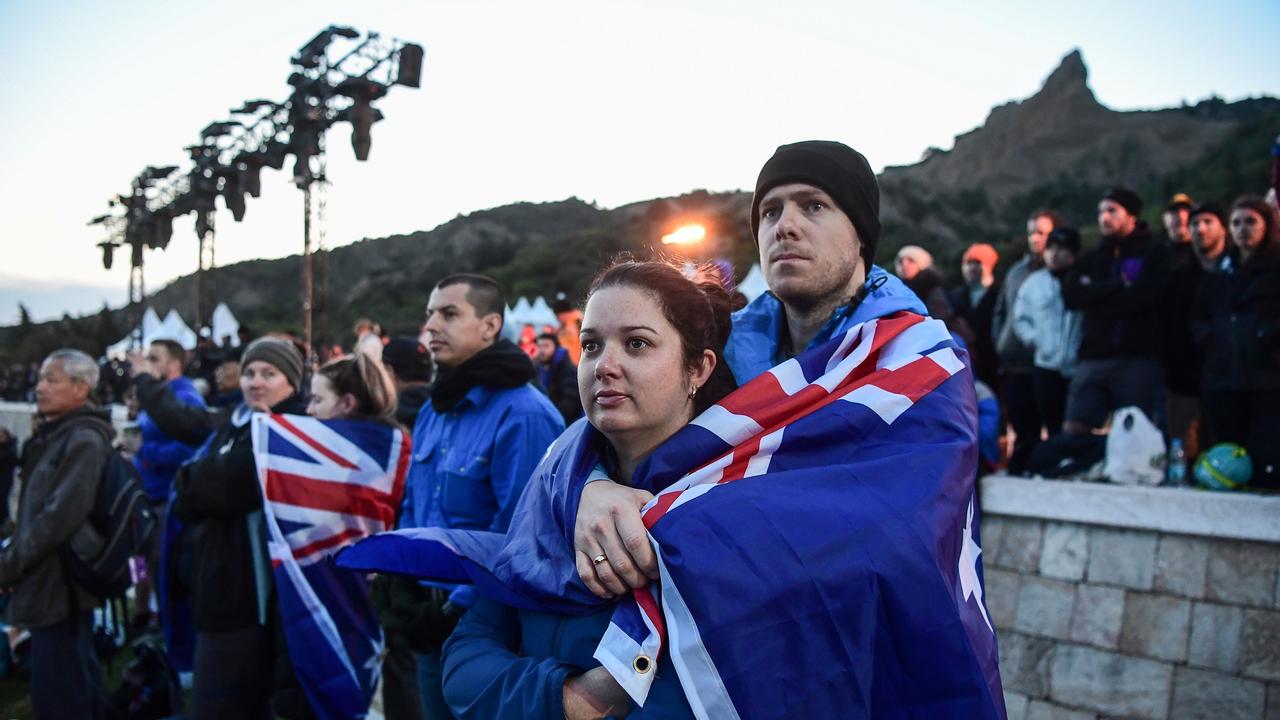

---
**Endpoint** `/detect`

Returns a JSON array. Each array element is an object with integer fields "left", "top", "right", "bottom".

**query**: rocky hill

[
  {"left": 876, "top": 49, "right": 1278, "bottom": 264},
  {"left": 3, "top": 50, "right": 1276, "bottom": 361}
]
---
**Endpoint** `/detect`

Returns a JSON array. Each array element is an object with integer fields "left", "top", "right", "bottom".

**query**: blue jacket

[
  {"left": 401, "top": 382, "right": 564, "bottom": 606},
  {"left": 443, "top": 596, "right": 693, "bottom": 720},
  {"left": 725, "top": 264, "right": 927, "bottom": 384},
  {"left": 135, "top": 376, "right": 206, "bottom": 501}
]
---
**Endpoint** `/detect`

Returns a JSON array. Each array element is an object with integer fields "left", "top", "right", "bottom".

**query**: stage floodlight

[
  {"left": 150, "top": 213, "right": 174, "bottom": 249},
  {"left": 259, "top": 139, "right": 289, "bottom": 170},
  {"left": 336, "top": 78, "right": 388, "bottom": 161},
  {"left": 234, "top": 152, "right": 266, "bottom": 197},
  {"left": 232, "top": 99, "right": 276, "bottom": 114},
  {"left": 99, "top": 241, "right": 114, "bottom": 270},
  {"left": 218, "top": 170, "right": 247, "bottom": 222},
  {"left": 201, "top": 121, "right": 241, "bottom": 140},
  {"left": 397, "top": 44, "right": 424, "bottom": 88}
]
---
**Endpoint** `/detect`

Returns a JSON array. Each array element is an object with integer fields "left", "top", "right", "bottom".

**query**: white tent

[
  {"left": 104, "top": 307, "right": 166, "bottom": 358},
  {"left": 528, "top": 297, "right": 559, "bottom": 328},
  {"left": 160, "top": 310, "right": 198, "bottom": 350},
  {"left": 210, "top": 303, "right": 241, "bottom": 347},
  {"left": 140, "top": 307, "right": 164, "bottom": 340},
  {"left": 509, "top": 297, "right": 533, "bottom": 326},
  {"left": 738, "top": 264, "right": 769, "bottom": 302},
  {"left": 500, "top": 305, "right": 519, "bottom": 341}
]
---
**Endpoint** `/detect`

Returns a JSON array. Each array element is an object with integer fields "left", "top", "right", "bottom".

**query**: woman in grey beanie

[{"left": 171, "top": 335, "right": 314, "bottom": 719}]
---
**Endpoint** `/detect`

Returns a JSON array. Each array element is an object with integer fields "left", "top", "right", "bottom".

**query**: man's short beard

[{"left": 776, "top": 268, "right": 857, "bottom": 315}]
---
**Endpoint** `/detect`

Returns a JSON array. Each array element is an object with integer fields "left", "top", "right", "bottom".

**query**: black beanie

[
  {"left": 750, "top": 141, "right": 881, "bottom": 266},
  {"left": 382, "top": 337, "right": 434, "bottom": 383},
  {"left": 1103, "top": 186, "right": 1144, "bottom": 218},
  {"left": 1189, "top": 201, "right": 1228, "bottom": 229},
  {"left": 1045, "top": 227, "right": 1082, "bottom": 256}
]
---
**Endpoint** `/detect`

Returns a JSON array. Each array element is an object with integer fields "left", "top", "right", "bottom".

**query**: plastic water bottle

[{"left": 1167, "top": 438, "right": 1188, "bottom": 486}]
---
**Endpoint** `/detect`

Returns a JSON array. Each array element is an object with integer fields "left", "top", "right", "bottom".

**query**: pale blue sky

[{"left": 1, "top": 0, "right": 1277, "bottom": 322}]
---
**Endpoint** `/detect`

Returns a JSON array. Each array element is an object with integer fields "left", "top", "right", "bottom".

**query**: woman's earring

[{"left": 688, "top": 386, "right": 698, "bottom": 399}]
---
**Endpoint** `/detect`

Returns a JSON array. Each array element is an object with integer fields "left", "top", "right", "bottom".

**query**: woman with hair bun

[
  {"left": 433, "top": 258, "right": 734, "bottom": 719},
  {"left": 307, "top": 353, "right": 398, "bottom": 424}
]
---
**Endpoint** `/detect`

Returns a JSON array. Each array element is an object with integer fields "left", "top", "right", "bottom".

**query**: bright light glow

[{"left": 661, "top": 224, "right": 706, "bottom": 246}]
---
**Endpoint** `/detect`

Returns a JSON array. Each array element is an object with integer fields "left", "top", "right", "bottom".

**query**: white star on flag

[{"left": 958, "top": 497, "right": 993, "bottom": 634}]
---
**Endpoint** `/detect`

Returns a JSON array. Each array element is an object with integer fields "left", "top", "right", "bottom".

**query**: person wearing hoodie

[
  {"left": 951, "top": 242, "right": 1002, "bottom": 391},
  {"left": 382, "top": 337, "right": 436, "bottom": 431},
  {"left": 0, "top": 349, "right": 114, "bottom": 719},
  {"left": 1192, "top": 196, "right": 1280, "bottom": 489},
  {"left": 404, "top": 273, "right": 565, "bottom": 719},
  {"left": 533, "top": 333, "right": 583, "bottom": 424},
  {"left": 1013, "top": 228, "right": 1084, "bottom": 437},
  {"left": 171, "top": 337, "right": 312, "bottom": 719},
  {"left": 992, "top": 209, "right": 1064, "bottom": 473},
  {"left": 1062, "top": 187, "right": 1171, "bottom": 434}
]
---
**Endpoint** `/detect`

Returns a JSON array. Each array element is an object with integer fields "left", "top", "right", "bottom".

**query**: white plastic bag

[{"left": 1104, "top": 406, "right": 1166, "bottom": 486}]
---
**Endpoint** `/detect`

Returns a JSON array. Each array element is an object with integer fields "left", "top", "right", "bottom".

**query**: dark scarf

[{"left": 429, "top": 339, "right": 537, "bottom": 413}]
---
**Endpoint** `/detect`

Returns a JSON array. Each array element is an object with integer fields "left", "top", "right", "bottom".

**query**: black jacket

[
  {"left": 0, "top": 407, "right": 113, "bottom": 627},
  {"left": 950, "top": 282, "right": 1001, "bottom": 389},
  {"left": 0, "top": 433, "right": 17, "bottom": 525},
  {"left": 395, "top": 384, "right": 431, "bottom": 429},
  {"left": 134, "top": 373, "right": 225, "bottom": 446},
  {"left": 1192, "top": 246, "right": 1280, "bottom": 391},
  {"left": 906, "top": 268, "right": 976, "bottom": 351},
  {"left": 1162, "top": 242, "right": 1205, "bottom": 395},
  {"left": 536, "top": 350, "right": 583, "bottom": 424},
  {"left": 1062, "top": 223, "right": 1170, "bottom": 360},
  {"left": 172, "top": 395, "right": 307, "bottom": 632}
]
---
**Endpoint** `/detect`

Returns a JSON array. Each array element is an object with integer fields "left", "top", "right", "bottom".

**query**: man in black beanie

[
  {"left": 724, "top": 140, "right": 929, "bottom": 380},
  {"left": 573, "top": 139, "right": 932, "bottom": 588},
  {"left": 1062, "top": 185, "right": 1171, "bottom": 434}
]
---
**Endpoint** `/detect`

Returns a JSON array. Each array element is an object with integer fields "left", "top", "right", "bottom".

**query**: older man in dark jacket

[{"left": 0, "top": 349, "right": 114, "bottom": 719}]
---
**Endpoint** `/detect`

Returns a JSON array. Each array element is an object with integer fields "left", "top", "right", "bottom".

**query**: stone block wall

[{"left": 983, "top": 511, "right": 1280, "bottom": 719}]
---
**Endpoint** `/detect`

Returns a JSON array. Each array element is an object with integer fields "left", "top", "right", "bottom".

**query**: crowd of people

[
  {"left": 0, "top": 137, "right": 1276, "bottom": 719},
  {"left": 891, "top": 189, "right": 1280, "bottom": 488}
]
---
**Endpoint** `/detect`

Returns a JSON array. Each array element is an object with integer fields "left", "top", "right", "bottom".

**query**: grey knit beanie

[{"left": 241, "top": 337, "right": 304, "bottom": 390}]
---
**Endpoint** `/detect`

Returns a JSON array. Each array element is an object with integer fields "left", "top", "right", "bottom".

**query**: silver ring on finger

[{"left": 592, "top": 554, "right": 608, "bottom": 566}]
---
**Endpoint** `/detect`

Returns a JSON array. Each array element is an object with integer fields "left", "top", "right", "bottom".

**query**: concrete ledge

[{"left": 980, "top": 475, "right": 1280, "bottom": 544}]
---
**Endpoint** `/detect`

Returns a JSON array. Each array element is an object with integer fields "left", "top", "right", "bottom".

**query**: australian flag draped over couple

[
  {"left": 339, "top": 310, "right": 1006, "bottom": 719},
  {"left": 163, "top": 414, "right": 410, "bottom": 720}
]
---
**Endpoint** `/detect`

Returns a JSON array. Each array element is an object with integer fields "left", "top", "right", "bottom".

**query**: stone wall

[{"left": 980, "top": 476, "right": 1280, "bottom": 720}]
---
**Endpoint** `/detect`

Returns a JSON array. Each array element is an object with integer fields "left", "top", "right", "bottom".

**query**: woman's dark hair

[
  {"left": 317, "top": 353, "right": 398, "bottom": 422},
  {"left": 1230, "top": 195, "right": 1279, "bottom": 252},
  {"left": 586, "top": 257, "right": 738, "bottom": 414}
]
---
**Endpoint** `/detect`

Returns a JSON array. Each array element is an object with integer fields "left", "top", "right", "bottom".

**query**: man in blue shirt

[
  {"left": 129, "top": 338, "right": 206, "bottom": 629},
  {"left": 403, "top": 273, "right": 565, "bottom": 719},
  {"left": 571, "top": 140, "right": 927, "bottom": 596}
]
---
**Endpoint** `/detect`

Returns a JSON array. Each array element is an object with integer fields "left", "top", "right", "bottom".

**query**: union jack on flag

[
  {"left": 252, "top": 414, "right": 410, "bottom": 720},
  {"left": 337, "top": 311, "right": 1005, "bottom": 719},
  {"left": 589, "top": 311, "right": 1005, "bottom": 719}
]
